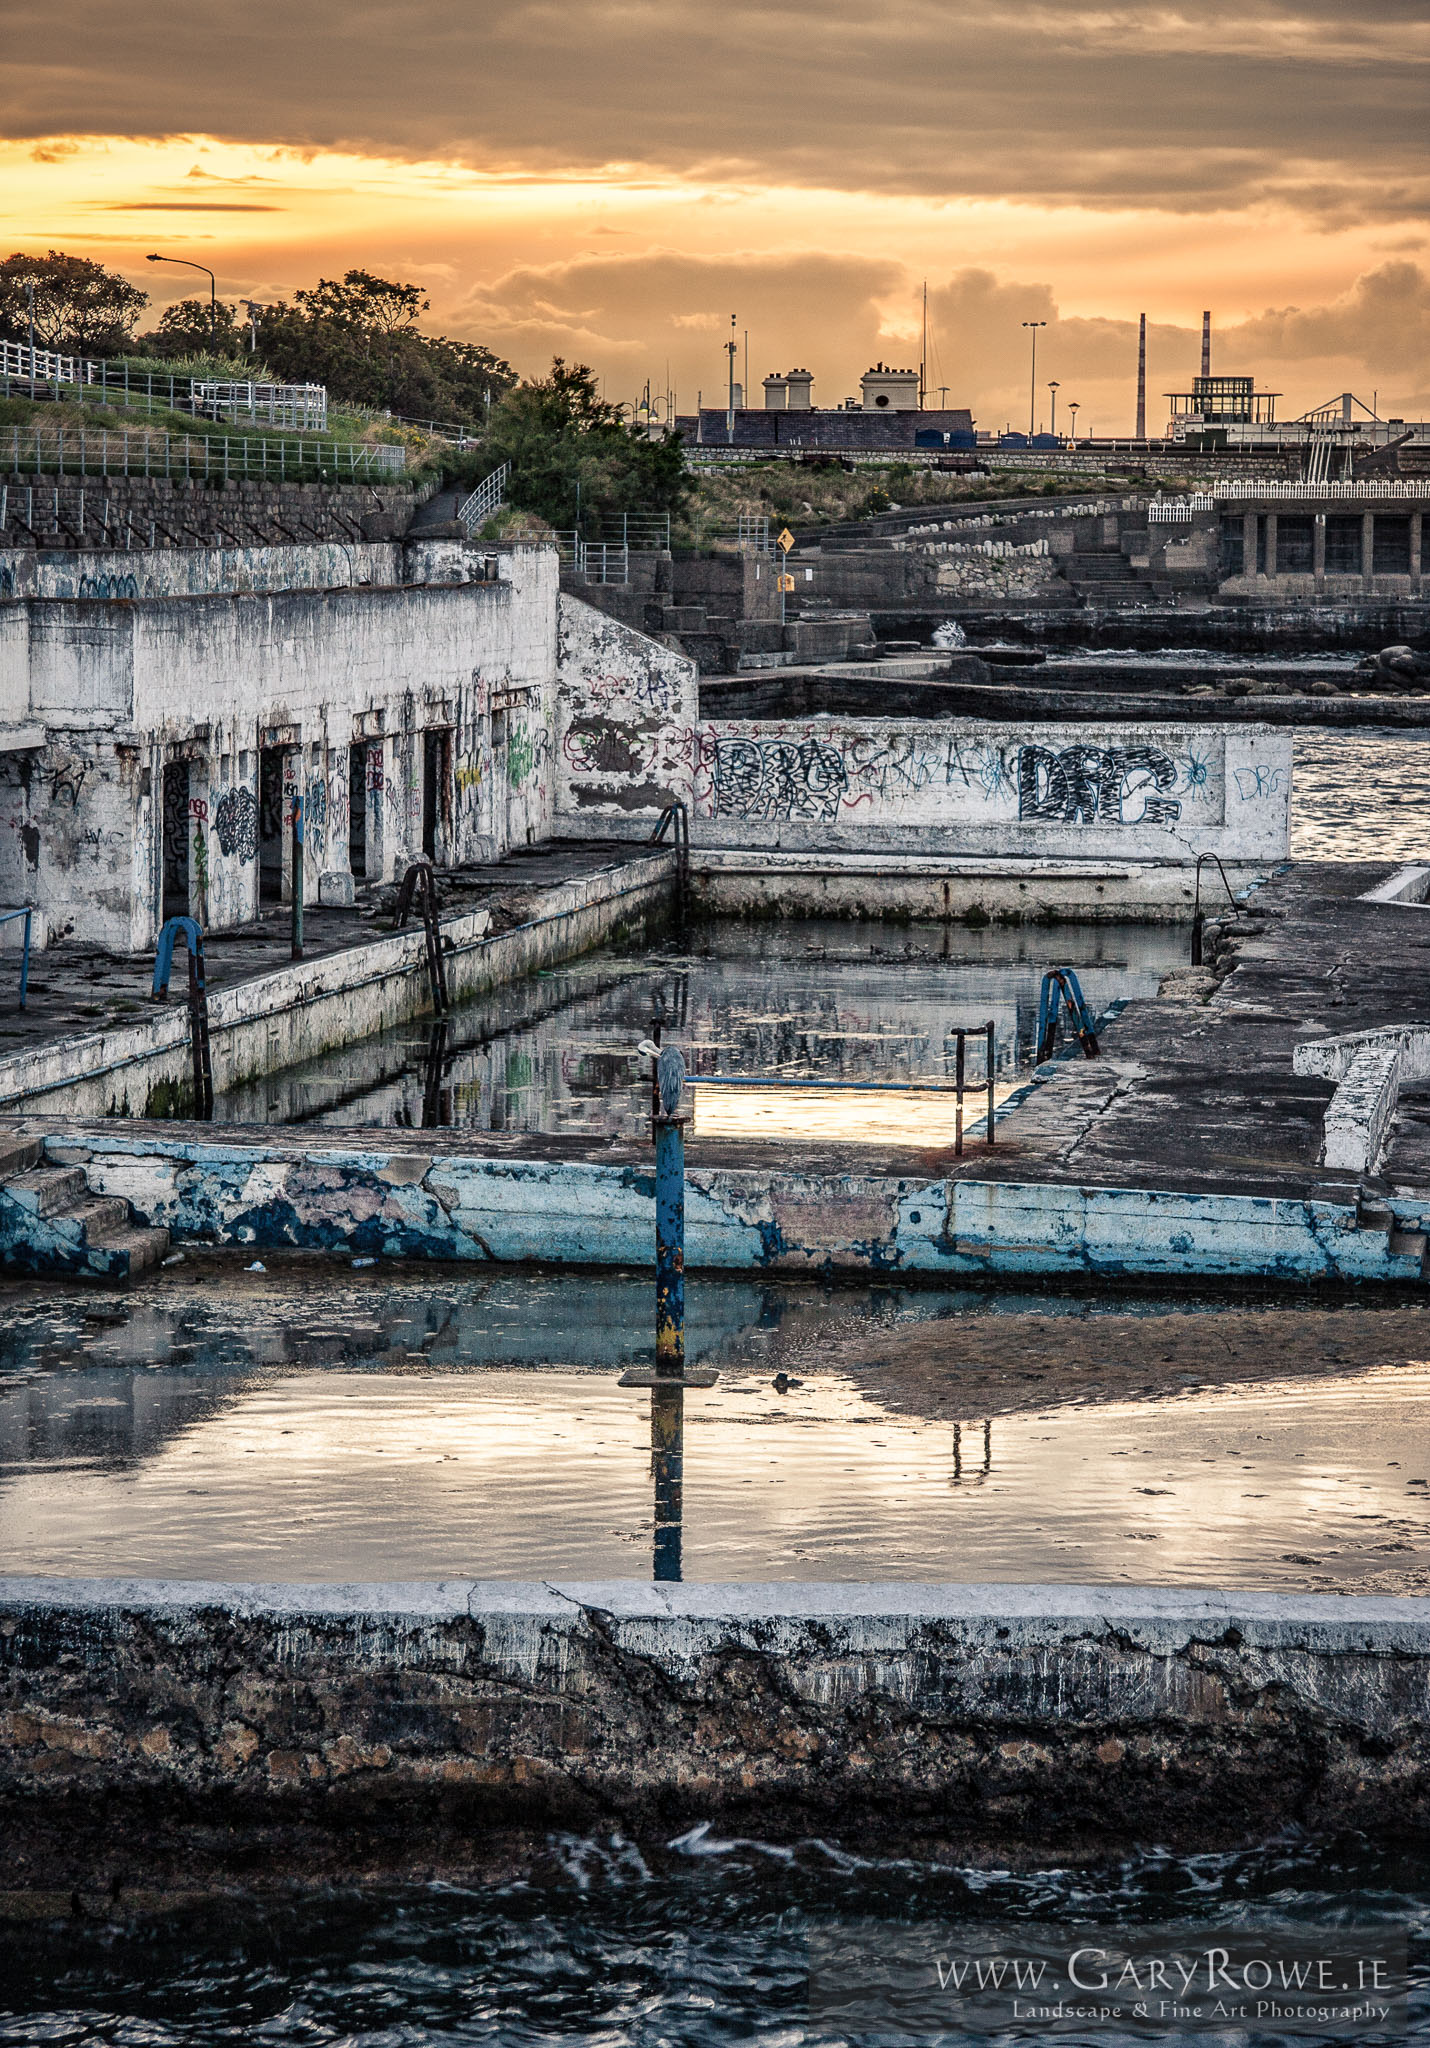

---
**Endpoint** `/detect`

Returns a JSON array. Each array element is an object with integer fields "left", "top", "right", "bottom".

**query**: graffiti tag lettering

[
  {"left": 214, "top": 785, "right": 258, "bottom": 863},
  {"left": 711, "top": 737, "right": 849, "bottom": 821},
  {"left": 1017, "top": 744, "right": 1182, "bottom": 828}
]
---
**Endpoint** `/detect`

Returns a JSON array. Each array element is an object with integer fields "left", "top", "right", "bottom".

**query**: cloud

[
  {"left": 454, "top": 249, "right": 902, "bottom": 397},
  {"left": 4, "top": 0, "right": 1427, "bottom": 226},
  {"left": 448, "top": 250, "right": 1430, "bottom": 429}
]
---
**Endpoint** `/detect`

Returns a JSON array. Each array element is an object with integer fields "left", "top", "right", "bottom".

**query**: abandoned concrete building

[{"left": 0, "top": 509, "right": 694, "bottom": 953}]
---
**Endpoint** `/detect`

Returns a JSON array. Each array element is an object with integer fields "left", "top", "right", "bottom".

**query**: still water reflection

[
  {"left": 210, "top": 919, "right": 1185, "bottom": 1134},
  {"left": 4, "top": 1324, "right": 1429, "bottom": 1587}
]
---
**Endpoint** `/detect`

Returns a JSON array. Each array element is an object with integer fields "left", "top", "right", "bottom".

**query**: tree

[
  {"left": 138, "top": 297, "right": 242, "bottom": 357},
  {"left": 0, "top": 250, "right": 147, "bottom": 355},
  {"left": 481, "top": 359, "right": 689, "bottom": 533}
]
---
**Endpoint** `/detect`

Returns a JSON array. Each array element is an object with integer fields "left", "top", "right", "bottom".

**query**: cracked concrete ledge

[
  {"left": 2, "top": 1577, "right": 1430, "bottom": 1882},
  {"left": 22, "top": 1125, "right": 1423, "bottom": 1282}
]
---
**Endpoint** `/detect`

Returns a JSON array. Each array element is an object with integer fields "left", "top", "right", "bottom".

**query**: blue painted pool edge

[{"left": 26, "top": 1128, "right": 1425, "bottom": 1285}]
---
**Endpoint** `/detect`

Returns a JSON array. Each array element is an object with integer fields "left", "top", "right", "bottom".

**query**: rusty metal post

[
  {"left": 986, "top": 1017, "right": 996, "bottom": 1145},
  {"left": 290, "top": 789, "right": 304, "bottom": 960},
  {"left": 954, "top": 1027, "right": 965, "bottom": 1157},
  {"left": 654, "top": 1110, "right": 685, "bottom": 1379}
]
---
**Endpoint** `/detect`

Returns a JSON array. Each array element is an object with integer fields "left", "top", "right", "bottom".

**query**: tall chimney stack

[
  {"left": 1201, "top": 310, "right": 1211, "bottom": 378},
  {"left": 1135, "top": 313, "right": 1146, "bottom": 439}
]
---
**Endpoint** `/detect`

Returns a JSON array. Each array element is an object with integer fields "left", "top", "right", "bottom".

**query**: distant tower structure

[
  {"left": 1201, "top": 310, "right": 1212, "bottom": 378},
  {"left": 1136, "top": 313, "right": 1147, "bottom": 439}
]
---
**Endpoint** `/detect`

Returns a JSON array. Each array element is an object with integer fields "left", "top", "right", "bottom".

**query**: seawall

[{"left": 1, "top": 1577, "right": 1428, "bottom": 1894}]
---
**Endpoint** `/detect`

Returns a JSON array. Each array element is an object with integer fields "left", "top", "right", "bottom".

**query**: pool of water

[
  {"left": 1292, "top": 729, "right": 1430, "bottom": 862},
  {"left": 4, "top": 1834, "right": 1428, "bottom": 2044},
  {"left": 5, "top": 1272, "right": 1429, "bottom": 1588},
  {"left": 212, "top": 918, "right": 1186, "bottom": 1133}
]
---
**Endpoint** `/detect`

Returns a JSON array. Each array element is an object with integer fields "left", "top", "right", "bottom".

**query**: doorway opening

[
  {"left": 349, "top": 746, "right": 368, "bottom": 879},
  {"left": 161, "top": 760, "right": 190, "bottom": 922},
  {"left": 422, "top": 730, "right": 450, "bottom": 861},
  {"left": 258, "top": 748, "right": 286, "bottom": 903}
]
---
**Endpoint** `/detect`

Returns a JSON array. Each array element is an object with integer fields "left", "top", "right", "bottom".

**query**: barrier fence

[{"left": 0, "top": 424, "right": 405, "bottom": 483}]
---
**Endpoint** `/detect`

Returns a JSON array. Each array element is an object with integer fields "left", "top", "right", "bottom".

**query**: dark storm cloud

[{"left": 5, "top": 0, "right": 1427, "bottom": 219}]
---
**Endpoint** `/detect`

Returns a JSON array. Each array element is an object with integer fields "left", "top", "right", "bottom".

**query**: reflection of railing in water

[{"left": 952, "top": 1417, "right": 993, "bottom": 1485}]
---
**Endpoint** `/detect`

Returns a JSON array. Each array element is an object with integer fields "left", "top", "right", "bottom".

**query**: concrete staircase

[
  {"left": 1063, "top": 545, "right": 1147, "bottom": 602},
  {"left": 0, "top": 1137, "right": 170, "bottom": 1280}
]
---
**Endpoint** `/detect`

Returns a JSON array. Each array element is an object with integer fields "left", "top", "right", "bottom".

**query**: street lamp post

[
  {"left": 1048, "top": 380, "right": 1060, "bottom": 437},
  {"left": 146, "top": 253, "right": 218, "bottom": 347},
  {"left": 1068, "top": 401, "right": 1080, "bottom": 446},
  {"left": 1021, "top": 321, "right": 1046, "bottom": 436}
]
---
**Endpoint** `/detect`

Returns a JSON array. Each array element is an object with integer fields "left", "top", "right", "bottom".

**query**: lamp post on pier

[
  {"left": 1048, "top": 380, "right": 1060, "bottom": 437},
  {"left": 1021, "top": 321, "right": 1046, "bottom": 437},
  {"left": 146, "top": 253, "right": 218, "bottom": 347}
]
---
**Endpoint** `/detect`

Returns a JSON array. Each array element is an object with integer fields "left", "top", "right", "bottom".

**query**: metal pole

[
  {"left": 26, "top": 278, "right": 35, "bottom": 400},
  {"left": 1022, "top": 321, "right": 1045, "bottom": 437},
  {"left": 986, "top": 1018, "right": 996, "bottom": 1145},
  {"left": 954, "top": 1028, "right": 966, "bottom": 1157},
  {"left": 291, "top": 788, "right": 304, "bottom": 959},
  {"left": 654, "top": 1113, "right": 685, "bottom": 1378}
]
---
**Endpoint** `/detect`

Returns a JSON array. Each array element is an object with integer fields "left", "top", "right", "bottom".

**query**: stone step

[
  {"left": 1389, "top": 1227, "right": 1428, "bottom": 1261},
  {"left": 1, "top": 1165, "right": 89, "bottom": 1217},
  {"left": 59, "top": 1195, "right": 134, "bottom": 1240},
  {"left": 86, "top": 1221, "right": 171, "bottom": 1278},
  {"left": 0, "top": 1136, "right": 43, "bottom": 1181}
]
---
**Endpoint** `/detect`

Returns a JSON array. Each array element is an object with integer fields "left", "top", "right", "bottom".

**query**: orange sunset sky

[{"left": 5, "top": 0, "right": 1427, "bottom": 433}]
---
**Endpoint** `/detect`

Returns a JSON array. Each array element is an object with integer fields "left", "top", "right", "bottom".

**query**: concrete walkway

[{"left": 0, "top": 840, "right": 657, "bottom": 1065}]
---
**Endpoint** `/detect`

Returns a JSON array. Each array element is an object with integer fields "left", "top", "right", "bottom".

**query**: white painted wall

[
  {"left": 555, "top": 688, "right": 1291, "bottom": 865},
  {"left": 0, "top": 546, "right": 560, "bottom": 948}
]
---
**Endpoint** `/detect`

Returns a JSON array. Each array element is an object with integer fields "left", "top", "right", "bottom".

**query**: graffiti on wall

[
  {"left": 214, "top": 786, "right": 258, "bottom": 863},
  {"left": 506, "top": 724, "right": 552, "bottom": 791},
  {"left": 695, "top": 728, "right": 1202, "bottom": 831},
  {"left": 1017, "top": 744, "right": 1183, "bottom": 828},
  {"left": 709, "top": 737, "right": 849, "bottom": 821}
]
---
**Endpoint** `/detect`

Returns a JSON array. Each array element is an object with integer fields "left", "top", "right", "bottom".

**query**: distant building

[
  {"left": 860, "top": 364, "right": 920, "bottom": 412},
  {"left": 1166, "top": 374, "right": 1279, "bottom": 445},
  {"left": 762, "top": 368, "right": 814, "bottom": 411}
]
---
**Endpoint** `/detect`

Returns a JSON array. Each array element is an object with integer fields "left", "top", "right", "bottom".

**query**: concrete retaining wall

[
  {"left": 557, "top": 694, "right": 1292, "bottom": 865},
  {"left": 689, "top": 850, "right": 1270, "bottom": 923},
  {"left": 2, "top": 1578, "right": 1429, "bottom": 1887},
  {"left": 26, "top": 1129, "right": 1421, "bottom": 1281}
]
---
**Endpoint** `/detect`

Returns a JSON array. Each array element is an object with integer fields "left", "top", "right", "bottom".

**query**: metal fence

[
  {"left": 1212, "top": 480, "right": 1424, "bottom": 501},
  {"left": 0, "top": 342, "right": 331, "bottom": 435},
  {"left": 457, "top": 462, "right": 509, "bottom": 534},
  {"left": 191, "top": 380, "right": 327, "bottom": 432},
  {"left": 553, "top": 534, "right": 630, "bottom": 583},
  {"left": 0, "top": 423, "right": 405, "bottom": 482}
]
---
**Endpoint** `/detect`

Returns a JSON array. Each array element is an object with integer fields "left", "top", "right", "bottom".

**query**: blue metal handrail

[
  {"left": 1037, "top": 967, "right": 1101, "bottom": 1062},
  {"left": 152, "top": 916, "right": 214, "bottom": 1117}
]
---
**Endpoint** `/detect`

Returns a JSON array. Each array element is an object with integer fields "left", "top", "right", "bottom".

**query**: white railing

[
  {"left": 1213, "top": 480, "right": 1423, "bottom": 501},
  {"left": 0, "top": 422, "right": 404, "bottom": 483},
  {"left": 190, "top": 380, "right": 327, "bottom": 432},
  {"left": 1, "top": 342, "right": 332, "bottom": 437},
  {"left": 552, "top": 533, "right": 630, "bottom": 583},
  {"left": 1149, "top": 495, "right": 1215, "bottom": 520},
  {"left": 0, "top": 338, "right": 99, "bottom": 386},
  {"left": 457, "top": 462, "right": 509, "bottom": 534}
]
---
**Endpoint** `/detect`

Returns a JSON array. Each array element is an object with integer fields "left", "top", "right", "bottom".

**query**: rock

[
  {"left": 1246, "top": 678, "right": 1295, "bottom": 697},
  {"left": 1222, "top": 677, "right": 1253, "bottom": 698},
  {"left": 1308, "top": 680, "right": 1340, "bottom": 697}
]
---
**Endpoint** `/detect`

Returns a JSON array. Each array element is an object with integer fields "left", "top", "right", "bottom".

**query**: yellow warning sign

[
  {"left": 776, "top": 527, "right": 795, "bottom": 553},
  {"left": 777, "top": 572, "right": 796, "bottom": 592}
]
